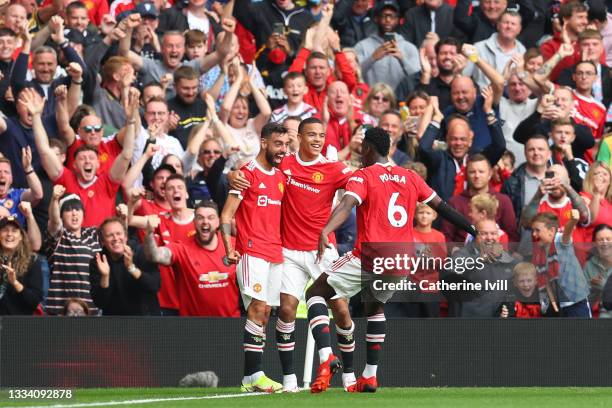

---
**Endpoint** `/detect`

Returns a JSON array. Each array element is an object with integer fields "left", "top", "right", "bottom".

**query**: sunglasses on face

[
  {"left": 201, "top": 150, "right": 222, "bottom": 155},
  {"left": 82, "top": 125, "right": 103, "bottom": 133},
  {"left": 372, "top": 95, "right": 389, "bottom": 102}
]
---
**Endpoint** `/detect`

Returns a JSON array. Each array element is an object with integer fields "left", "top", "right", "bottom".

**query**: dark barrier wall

[{"left": 2, "top": 317, "right": 612, "bottom": 388}]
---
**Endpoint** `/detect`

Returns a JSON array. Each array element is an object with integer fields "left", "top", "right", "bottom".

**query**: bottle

[{"left": 399, "top": 101, "right": 409, "bottom": 123}]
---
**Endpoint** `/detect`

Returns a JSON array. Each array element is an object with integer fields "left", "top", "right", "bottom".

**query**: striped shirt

[{"left": 44, "top": 227, "right": 101, "bottom": 315}]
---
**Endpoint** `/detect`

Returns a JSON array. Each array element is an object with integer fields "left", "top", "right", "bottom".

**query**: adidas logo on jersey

[{"left": 259, "top": 182, "right": 266, "bottom": 189}]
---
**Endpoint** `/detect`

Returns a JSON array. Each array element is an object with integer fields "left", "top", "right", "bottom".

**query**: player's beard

[{"left": 265, "top": 149, "right": 281, "bottom": 167}]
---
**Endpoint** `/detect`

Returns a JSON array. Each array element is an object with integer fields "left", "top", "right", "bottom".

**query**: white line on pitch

[{"left": 2, "top": 392, "right": 269, "bottom": 408}]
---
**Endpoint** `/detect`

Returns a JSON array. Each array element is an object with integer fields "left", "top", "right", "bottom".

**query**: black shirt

[{"left": 167, "top": 96, "right": 208, "bottom": 149}]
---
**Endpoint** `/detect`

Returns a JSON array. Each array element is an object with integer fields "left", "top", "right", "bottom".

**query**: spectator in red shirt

[
  {"left": 143, "top": 200, "right": 240, "bottom": 317},
  {"left": 288, "top": 7, "right": 357, "bottom": 112},
  {"left": 540, "top": 1, "right": 589, "bottom": 81},
  {"left": 27, "top": 88, "right": 138, "bottom": 227}
]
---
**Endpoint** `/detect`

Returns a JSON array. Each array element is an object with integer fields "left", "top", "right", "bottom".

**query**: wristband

[
  {"left": 25, "top": 169, "right": 34, "bottom": 175},
  {"left": 72, "top": 80, "right": 83, "bottom": 85},
  {"left": 128, "top": 264, "right": 138, "bottom": 274},
  {"left": 60, "top": 40, "right": 69, "bottom": 49}
]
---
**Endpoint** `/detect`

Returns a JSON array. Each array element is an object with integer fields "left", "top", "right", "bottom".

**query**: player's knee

[
  {"left": 247, "top": 301, "right": 268, "bottom": 323},
  {"left": 278, "top": 302, "right": 297, "bottom": 322}
]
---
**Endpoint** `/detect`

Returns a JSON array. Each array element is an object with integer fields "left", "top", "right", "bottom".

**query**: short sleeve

[
  {"left": 228, "top": 164, "right": 256, "bottom": 199},
  {"left": 344, "top": 169, "right": 367, "bottom": 205},
  {"left": 412, "top": 171, "right": 436, "bottom": 203},
  {"left": 166, "top": 242, "right": 182, "bottom": 265},
  {"left": 334, "top": 162, "right": 353, "bottom": 190}
]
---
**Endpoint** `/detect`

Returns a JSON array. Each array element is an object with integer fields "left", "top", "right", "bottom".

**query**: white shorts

[
  {"left": 236, "top": 253, "right": 282, "bottom": 308},
  {"left": 281, "top": 246, "right": 339, "bottom": 300},
  {"left": 326, "top": 252, "right": 402, "bottom": 304}
]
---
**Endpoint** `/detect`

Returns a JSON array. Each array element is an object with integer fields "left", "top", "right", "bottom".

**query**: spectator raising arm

[
  {"left": 118, "top": 14, "right": 144, "bottom": 71},
  {"left": 65, "top": 62, "right": 84, "bottom": 118},
  {"left": 220, "top": 58, "right": 243, "bottom": 123},
  {"left": 144, "top": 215, "right": 173, "bottom": 266},
  {"left": 462, "top": 44, "right": 504, "bottom": 104},
  {"left": 19, "top": 146, "right": 43, "bottom": 206},
  {"left": 54, "top": 86, "right": 76, "bottom": 147},
  {"left": 109, "top": 89, "right": 139, "bottom": 183},
  {"left": 19, "top": 202, "right": 41, "bottom": 252},
  {"left": 22, "top": 89, "right": 63, "bottom": 181},
  {"left": 47, "top": 185, "right": 66, "bottom": 238}
]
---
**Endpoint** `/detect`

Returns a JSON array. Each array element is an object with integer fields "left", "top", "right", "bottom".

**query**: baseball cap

[
  {"left": 0, "top": 215, "right": 23, "bottom": 231},
  {"left": 374, "top": 0, "right": 400, "bottom": 16},
  {"left": 152, "top": 164, "right": 177, "bottom": 178},
  {"left": 64, "top": 29, "right": 86, "bottom": 45},
  {"left": 59, "top": 194, "right": 84, "bottom": 214},
  {"left": 136, "top": 2, "right": 159, "bottom": 18}
]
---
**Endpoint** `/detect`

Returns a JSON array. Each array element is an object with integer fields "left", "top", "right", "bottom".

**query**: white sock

[
  {"left": 318, "top": 347, "right": 332, "bottom": 363},
  {"left": 251, "top": 371, "right": 264, "bottom": 382},
  {"left": 342, "top": 372, "right": 356, "bottom": 387},
  {"left": 242, "top": 375, "right": 251, "bottom": 384},
  {"left": 362, "top": 364, "right": 377, "bottom": 378},
  {"left": 283, "top": 374, "right": 298, "bottom": 387}
]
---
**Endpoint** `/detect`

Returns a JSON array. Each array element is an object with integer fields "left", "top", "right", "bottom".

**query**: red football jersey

[
  {"left": 156, "top": 211, "right": 195, "bottom": 310},
  {"left": 168, "top": 233, "right": 240, "bottom": 317},
  {"left": 66, "top": 138, "right": 122, "bottom": 175},
  {"left": 54, "top": 168, "right": 120, "bottom": 227},
  {"left": 571, "top": 90, "right": 606, "bottom": 140},
  {"left": 133, "top": 199, "right": 170, "bottom": 242},
  {"left": 231, "top": 160, "right": 286, "bottom": 263},
  {"left": 280, "top": 153, "right": 352, "bottom": 251},
  {"left": 345, "top": 163, "right": 436, "bottom": 256},
  {"left": 537, "top": 196, "right": 573, "bottom": 229}
]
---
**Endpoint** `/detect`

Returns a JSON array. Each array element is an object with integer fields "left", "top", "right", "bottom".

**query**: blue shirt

[
  {"left": 443, "top": 94, "right": 499, "bottom": 152},
  {"left": 0, "top": 187, "right": 26, "bottom": 225}
]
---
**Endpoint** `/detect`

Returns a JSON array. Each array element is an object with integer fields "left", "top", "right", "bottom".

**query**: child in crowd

[
  {"left": 491, "top": 150, "right": 515, "bottom": 192},
  {"left": 270, "top": 72, "right": 317, "bottom": 123},
  {"left": 500, "top": 262, "right": 542, "bottom": 318},
  {"left": 467, "top": 193, "right": 509, "bottom": 245}
]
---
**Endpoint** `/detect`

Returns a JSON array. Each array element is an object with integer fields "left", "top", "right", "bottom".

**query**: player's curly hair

[{"left": 363, "top": 127, "right": 390, "bottom": 157}]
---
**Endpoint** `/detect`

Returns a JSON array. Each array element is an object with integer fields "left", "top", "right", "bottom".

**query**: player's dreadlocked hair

[{"left": 363, "top": 127, "right": 391, "bottom": 157}]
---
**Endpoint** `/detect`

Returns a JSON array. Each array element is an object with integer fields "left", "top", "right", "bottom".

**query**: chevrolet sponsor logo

[{"left": 199, "top": 271, "right": 229, "bottom": 283}]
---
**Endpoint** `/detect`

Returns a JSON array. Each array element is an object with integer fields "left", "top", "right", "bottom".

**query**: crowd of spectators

[{"left": 0, "top": 0, "right": 610, "bottom": 318}]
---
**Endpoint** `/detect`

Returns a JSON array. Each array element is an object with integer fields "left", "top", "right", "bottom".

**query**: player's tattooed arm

[
  {"left": 143, "top": 215, "right": 172, "bottom": 266},
  {"left": 429, "top": 195, "right": 477, "bottom": 237}
]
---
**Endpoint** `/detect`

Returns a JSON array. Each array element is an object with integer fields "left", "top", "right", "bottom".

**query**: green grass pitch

[{"left": 3, "top": 388, "right": 612, "bottom": 408}]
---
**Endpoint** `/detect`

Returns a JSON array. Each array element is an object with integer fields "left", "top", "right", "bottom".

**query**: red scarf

[
  {"left": 532, "top": 241, "right": 560, "bottom": 290},
  {"left": 453, "top": 158, "right": 467, "bottom": 196}
]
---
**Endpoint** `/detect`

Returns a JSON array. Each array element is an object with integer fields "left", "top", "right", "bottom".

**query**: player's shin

[
  {"left": 307, "top": 296, "right": 333, "bottom": 363},
  {"left": 364, "top": 312, "right": 386, "bottom": 378},
  {"left": 336, "top": 321, "right": 356, "bottom": 388},
  {"left": 276, "top": 318, "right": 297, "bottom": 386},
  {"left": 243, "top": 319, "right": 265, "bottom": 381}
]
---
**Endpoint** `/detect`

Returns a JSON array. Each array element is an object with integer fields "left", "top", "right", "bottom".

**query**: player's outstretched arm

[
  {"left": 317, "top": 194, "right": 358, "bottom": 262},
  {"left": 428, "top": 195, "right": 477, "bottom": 237},
  {"left": 220, "top": 193, "right": 242, "bottom": 264}
]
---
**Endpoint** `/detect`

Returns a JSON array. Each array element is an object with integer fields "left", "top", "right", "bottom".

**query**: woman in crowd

[
  {"left": 363, "top": 83, "right": 396, "bottom": 124},
  {"left": 0, "top": 216, "right": 43, "bottom": 315},
  {"left": 578, "top": 162, "right": 612, "bottom": 245},
  {"left": 586, "top": 225, "right": 612, "bottom": 318}
]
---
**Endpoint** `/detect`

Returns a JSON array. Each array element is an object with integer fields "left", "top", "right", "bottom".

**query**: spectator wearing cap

[
  {"left": 10, "top": 14, "right": 86, "bottom": 119},
  {"left": 119, "top": 13, "right": 235, "bottom": 99},
  {"left": 0, "top": 215, "right": 44, "bottom": 315},
  {"left": 331, "top": 0, "right": 377, "bottom": 48},
  {"left": 43, "top": 185, "right": 100, "bottom": 315},
  {"left": 64, "top": 2, "right": 102, "bottom": 47},
  {"left": 128, "top": 2, "right": 161, "bottom": 61},
  {"left": 454, "top": 0, "right": 534, "bottom": 44},
  {"left": 90, "top": 217, "right": 160, "bottom": 316},
  {"left": 158, "top": 0, "right": 221, "bottom": 52},
  {"left": 355, "top": 0, "right": 420, "bottom": 90},
  {"left": 400, "top": 0, "right": 458, "bottom": 48}
]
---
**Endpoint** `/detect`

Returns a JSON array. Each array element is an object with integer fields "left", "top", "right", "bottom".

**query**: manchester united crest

[
  {"left": 253, "top": 283, "right": 262, "bottom": 293},
  {"left": 278, "top": 183, "right": 284, "bottom": 194},
  {"left": 87, "top": 190, "right": 94, "bottom": 198},
  {"left": 2, "top": 199, "right": 13, "bottom": 209},
  {"left": 312, "top": 172, "right": 324, "bottom": 183}
]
